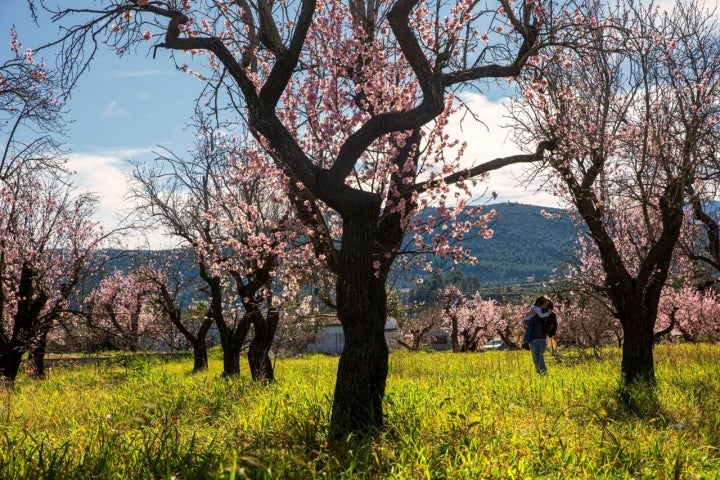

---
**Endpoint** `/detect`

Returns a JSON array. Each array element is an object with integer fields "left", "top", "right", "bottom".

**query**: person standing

[{"left": 524, "top": 296, "right": 551, "bottom": 375}]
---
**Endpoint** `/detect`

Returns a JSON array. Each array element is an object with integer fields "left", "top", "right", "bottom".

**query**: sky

[{"left": 3, "top": 2, "right": 563, "bottom": 247}]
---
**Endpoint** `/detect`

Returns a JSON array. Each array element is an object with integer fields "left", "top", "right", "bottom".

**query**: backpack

[
  {"left": 521, "top": 315, "right": 532, "bottom": 349},
  {"left": 543, "top": 313, "right": 558, "bottom": 338}
]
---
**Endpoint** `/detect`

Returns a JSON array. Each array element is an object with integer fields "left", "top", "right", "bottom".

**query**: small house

[{"left": 306, "top": 317, "right": 399, "bottom": 354}]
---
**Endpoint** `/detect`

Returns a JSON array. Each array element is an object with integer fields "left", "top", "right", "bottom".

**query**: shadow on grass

[{"left": 612, "top": 381, "right": 670, "bottom": 424}]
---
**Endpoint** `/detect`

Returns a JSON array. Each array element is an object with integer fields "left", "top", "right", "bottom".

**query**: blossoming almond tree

[
  {"left": 657, "top": 286, "right": 720, "bottom": 342},
  {"left": 86, "top": 269, "right": 159, "bottom": 351},
  {"left": 206, "top": 125, "right": 314, "bottom": 382},
  {"left": 0, "top": 169, "right": 105, "bottom": 382},
  {"left": 45, "top": 0, "right": 562, "bottom": 436},
  {"left": 509, "top": 0, "right": 720, "bottom": 385},
  {"left": 129, "top": 114, "right": 312, "bottom": 379},
  {"left": 133, "top": 253, "right": 214, "bottom": 372},
  {"left": 0, "top": 29, "right": 106, "bottom": 383}
]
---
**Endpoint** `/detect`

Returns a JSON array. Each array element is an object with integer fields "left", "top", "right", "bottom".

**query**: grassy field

[{"left": 1, "top": 344, "right": 719, "bottom": 479}]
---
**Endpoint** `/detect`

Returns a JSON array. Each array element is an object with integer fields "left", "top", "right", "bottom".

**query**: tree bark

[
  {"left": 618, "top": 293, "right": 658, "bottom": 385},
  {"left": 0, "top": 345, "right": 23, "bottom": 384},
  {"left": 247, "top": 306, "right": 279, "bottom": 382},
  {"left": 217, "top": 315, "right": 251, "bottom": 377},
  {"left": 199, "top": 268, "right": 251, "bottom": 377},
  {"left": 330, "top": 283, "right": 389, "bottom": 439},
  {"left": 28, "top": 330, "right": 49, "bottom": 379},
  {"left": 0, "top": 263, "right": 48, "bottom": 383},
  {"left": 191, "top": 337, "right": 209, "bottom": 372},
  {"left": 329, "top": 211, "right": 389, "bottom": 439}
]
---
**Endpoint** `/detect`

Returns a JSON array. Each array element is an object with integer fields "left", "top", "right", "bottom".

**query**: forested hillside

[
  {"left": 97, "top": 203, "right": 579, "bottom": 306},
  {"left": 397, "top": 202, "right": 579, "bottom": 288},
  {"left": 463, "top": 202, "right": 578, "bottom": 283}
]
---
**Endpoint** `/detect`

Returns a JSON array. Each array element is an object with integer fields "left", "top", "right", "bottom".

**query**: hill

[
  {"left": 394, "top": 202, "right": 579, "bottom": 288},
  {"left": 96, "top": 203, "right": 579, "bottom": 305},
  {"left": 459, "top": 202, "right": 578, "bottom": 283}
]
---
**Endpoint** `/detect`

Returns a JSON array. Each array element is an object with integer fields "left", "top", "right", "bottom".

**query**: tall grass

[{"left": 1, "top": 344, "right": 718, "bottom": 479}]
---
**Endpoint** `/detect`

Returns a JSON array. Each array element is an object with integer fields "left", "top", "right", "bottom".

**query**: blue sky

[{"left": 3, "top": 2, "right": 561, "bottom": 247}]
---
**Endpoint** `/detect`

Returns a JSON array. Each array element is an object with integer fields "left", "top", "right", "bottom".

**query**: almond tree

[
  {"left": 510, "top": 0, "right": 720, "bottom": 385},
  {"left": 86, "top": 269, "right": 159, "bottom": 351},
  {"left": 206, "top": 125, "right": 313, "bottom": 381},
  {"left": 45, "top": 0, "right": 560, "bottom": 436},
  {"left": 0, "top": 30, "right": 105, "bottom": 383},
  {"left": 657, "top": 286, "right": 720, "bottom": 342},
  {"left": 134, "top": 251, "right": 213, "bottom": 371},
  {"left": 129, "top": 114, "right": 311, "bottom": 379},
  {"left": 0, "top": 168, "right": 104, "bottom": 382}
]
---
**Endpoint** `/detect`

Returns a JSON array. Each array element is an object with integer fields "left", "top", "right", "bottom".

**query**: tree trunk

[
  {"left": 165, "top": 300, "right": 212, "bottom": 373},
  {"left": 619, "top": 295, "right": 657, "bottom": 385},
  {"left": 330, "top": 286, "right": 389, "bottom": 439},
  {"left": 221, "top": 336, "right": 242, "bottom": 376},
  {"left": 218, "top": 316, "right": 251, "bottom": 377},
  {"left": 248, "top": 306, "right": 279, "bottom": 382},
  {"left": 0, "top": 263, "right": 48, "bottom": 383},
  {"left": 201, "top": 272, "right": 250, "bottom": 377},
  {"left": 450, "top": 314, "right": 460, "bottom": 352},
  {"left": 329, "top": 212, "right": 389, "bottom": 439},
  {"left": 0, "top": 346, "right": 23, "bottom": 384},
  {"left": 28, "top": 331, "right": 49, "bottom": 379},
  {"left": 191, "top": 338, "right": 208, "bottom": 372}
]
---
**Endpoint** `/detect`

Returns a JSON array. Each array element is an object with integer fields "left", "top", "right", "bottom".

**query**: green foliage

[
  {"left": 1, "top": 345, "right": 719, "bottom": 478},
  {"left": 467, "top": 202, "right": 578, "bottom": 282},
  {"left": 403, "top": 203, "right": 578, "bottom": 302}
]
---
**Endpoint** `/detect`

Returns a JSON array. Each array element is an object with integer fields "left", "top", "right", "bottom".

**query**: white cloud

[
  {"left": 102, "top": 101, "right": 128, "bottom": 118},
  {"left": 449, "top": 93, "right": 561, "bottom": 208},
  {"left": 66, "top": 150, "right": 176, "bottom": 249}
]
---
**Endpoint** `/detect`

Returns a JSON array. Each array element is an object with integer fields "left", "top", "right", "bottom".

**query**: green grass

[{"left": 1, "top": 344, "right": 719, "bottom": 479}]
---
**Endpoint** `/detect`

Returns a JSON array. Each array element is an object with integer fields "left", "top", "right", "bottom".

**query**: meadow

[{"left": 1, "top": 344, "right": 719, "bottom": 479}]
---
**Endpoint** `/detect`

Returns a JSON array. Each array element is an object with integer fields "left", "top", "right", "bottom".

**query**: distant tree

[
  {"left": 396, "top": 303, "right": 441, "bottom": 351},
  {"left": 510, "top": 0, "right": 720, "bottom": 385},
  {"left": 86, "top": 269, "right": 158, "bottom": 351},
  {"left": 129, "top": 114, "right": 311, "bottom": 380},
  {"left": 657, "top": 286, "right": 720, "bottom": 342},
  {"left": 0, "top": 28, "right": 105, "bottom": 382},
  {"left": 134, "top": 252, "right": 213, "bottom": 372},
  {"left": 0, "top": 168, "right": 104, "bottom": 382}
]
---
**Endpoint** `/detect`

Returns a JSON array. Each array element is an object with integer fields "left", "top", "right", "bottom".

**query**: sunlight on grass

[{"left": 0, "top": 345, "right": 719, "bottom": 479}]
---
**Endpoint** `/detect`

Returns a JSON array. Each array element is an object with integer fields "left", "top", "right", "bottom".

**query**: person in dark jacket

[{"left": 524, "top": 296, "right": 551, "bottom": 374}]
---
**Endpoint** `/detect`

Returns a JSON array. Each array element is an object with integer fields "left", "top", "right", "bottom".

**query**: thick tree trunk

[
  {"left": 191, "top": 338, "right": 208, "bottom": 372},
  {"left": 330, "top": 284, "right": 389, "bottom": 439},
  {"left": 218, "top": 316, "right": 251, "bottom": 377},
  {"left": 0, "top": 263, "right": 48, "bottom": 383},
  {"left": 619, "top": 296, "right": 657, "bottom": 385},
  {"left": 248, "top": 307, "right": 279, "bottom": 382},
  {"left": 329, "top": 211, "right": 389, "bottom": 439},
  {"left": 221, "top": 337, "right": 242, "bottom": 376},
  {"left": 0, "top": 346, "right": 23, "bottom": 384}
]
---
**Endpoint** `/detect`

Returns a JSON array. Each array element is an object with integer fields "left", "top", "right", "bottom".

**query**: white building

[{"left": 306, "top": 317, "right": 399, "bottom": 354}]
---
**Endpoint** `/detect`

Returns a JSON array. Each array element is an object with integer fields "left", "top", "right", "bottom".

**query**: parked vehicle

[{"left": 481, "top": 339, "right": 506, "bottom": 351}]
